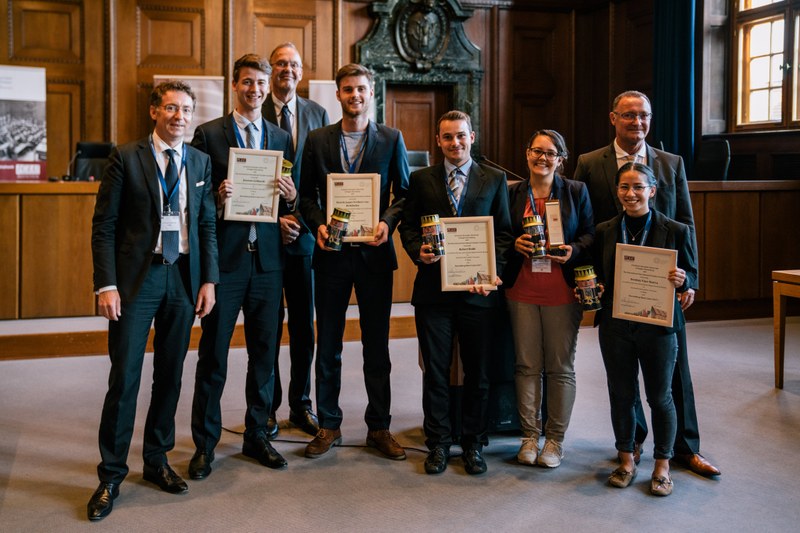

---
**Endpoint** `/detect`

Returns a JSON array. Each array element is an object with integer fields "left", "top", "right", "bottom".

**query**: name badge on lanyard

[{"left": 161, "top": 206, "right": 181, "bottom": 232}]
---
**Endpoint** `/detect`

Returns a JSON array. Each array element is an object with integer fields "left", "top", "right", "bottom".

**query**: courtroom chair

[
  {"left": 407, "top": 150, "right": 430, "bottom": 173},
  {"left": 73, "top": 142, "right": 114, "bottom": 181},
  {"left": 693, "top": 139, "right": 731, "bottom": 181}
]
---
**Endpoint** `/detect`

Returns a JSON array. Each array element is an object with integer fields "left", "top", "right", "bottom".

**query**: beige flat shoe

[
  {"left": 650, "top": 474, "right": 674, "bottom": 496},
  {"left": 608, "top": 466, "right": 637, "bottom": 488}
]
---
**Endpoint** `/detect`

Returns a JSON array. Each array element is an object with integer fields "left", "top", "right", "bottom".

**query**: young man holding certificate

[
  {"left": 298, "top": 63, "right": 409, "bottom": 460},
  {"left": 399, "top": 110, "right": 513, "bottom": 475},
  {"left": 188, "top": 54, "right": 295, "bottom": 479}
]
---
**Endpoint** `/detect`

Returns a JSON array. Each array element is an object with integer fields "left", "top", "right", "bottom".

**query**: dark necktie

[
  {"left": 245, "top": 122, "right": 258, "bottom": 244},
  {"left": 448, "top": 168, "right": 465, "bottom": 215},
  {"left": 162, "top": 148, "right": 180, "bottom": 264},
  {"left": 280, "top": 105, "right": 295, "bottom": 159}
]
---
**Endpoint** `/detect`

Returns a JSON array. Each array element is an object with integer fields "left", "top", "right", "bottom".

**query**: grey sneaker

[
  {"left": 517, "top": 437, "right": 539, "bottom": 465},
  {"left": 538, "top": 439, "right": 564, "bottom": 468}
]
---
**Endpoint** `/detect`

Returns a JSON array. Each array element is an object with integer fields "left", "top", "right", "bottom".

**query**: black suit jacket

[
  {"left": 263, "top": 95, "right": 330, "bottom": 256},
  {"left": 299, "top": 120, "right": 409, "bottom": 272},
  {"left": 191, "top": 113, "right": 293, "bottom": 273},
  {"left": 399, "top": 161, "right": 513, "bottom": 308},
  {"left": 573, "top": 142, "right": 698, "bottom": 289},
  {"left": 91, "top": 138, "right": 219, "bottom": 302},
  {"left": 504, "top": 174, "right": 595, "bottom": 288},
  {"left": 593, "top": 210, "right": 697, "bottom": 332}
]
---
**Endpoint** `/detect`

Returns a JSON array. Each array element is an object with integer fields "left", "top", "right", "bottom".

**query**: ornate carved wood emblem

[{"left": 396, "top": 0, "right": 449, "bottom": 71}]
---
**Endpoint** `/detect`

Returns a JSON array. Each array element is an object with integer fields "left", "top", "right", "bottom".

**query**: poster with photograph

[{"left": 0, "top": 65, "right": 47, "bottom": 181}]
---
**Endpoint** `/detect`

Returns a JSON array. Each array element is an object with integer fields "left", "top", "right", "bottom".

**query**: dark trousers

[
  {"left": 633, "top": 325, "right": 700, "bottom": 454},
  {"left": 314, "top": 246, "right": 393, "bottom": 431},
  {"left": 97, "top": 259, "right": 195, "bottom": 484},
  {"left": 415, "top": 302, "right": 492, "bottom": 450},
  {"left": 599, "top": 316, "right": 678, "bottom": 460},
  {"left": 192, "top": 253, "right": 282, "bottom": 450},
  {"left": 271, "top": 253, "right": 314, "bottom": 414}
]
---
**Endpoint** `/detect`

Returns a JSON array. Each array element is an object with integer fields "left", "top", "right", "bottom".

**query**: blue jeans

[{"left": 598, "top": 314, "right": 677, "bottom": 460}]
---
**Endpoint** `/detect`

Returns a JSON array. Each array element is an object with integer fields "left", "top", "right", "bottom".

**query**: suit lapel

[
  {"left": 426, "top": 164, "right": 452, "bottom": 215},
  {"left": 223, "top": 113, "right": 239, "bottom": 148},
  {"left": 603, "top": 217, "right": 621, "bottom": 282},
  {"left": 136, "top": 140, "right": 162, "bottom": 212},
  {"left": 602, "top": 143, "right": 622, "bottom": 214},
  {"left": 328, "top": 123, "right": 344, "bottom": 171},
  {"left": 460, "top": 163, "right": 487, "bottom": 216},
  {"left": 360, "top": 121, "right": 379, "bottom": 171}
]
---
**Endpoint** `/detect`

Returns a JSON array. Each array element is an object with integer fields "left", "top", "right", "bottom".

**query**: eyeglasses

[
  {"left": 613, "top": 112, "right": 652, "bottom": 122},
  {"left": 272, "top": 60, "right": 302, "bottom": 70},
  {"left": 616, "top": 184, "right": 650, "bottom": 193},
  {"left": 527, "top": 148, "right": 561, "bottom": 161},
  {"left": 160, "top": 104, "right": 193, "bottom": 115}
]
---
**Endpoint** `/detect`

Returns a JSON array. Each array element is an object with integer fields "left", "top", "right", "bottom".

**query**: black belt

[{"left": 247, "top": 241, "right": 257, "bottom": 252}]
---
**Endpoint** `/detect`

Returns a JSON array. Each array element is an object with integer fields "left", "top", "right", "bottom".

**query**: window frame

[{"left": 730, "top": 0, "right": 800, "bottom": 131}]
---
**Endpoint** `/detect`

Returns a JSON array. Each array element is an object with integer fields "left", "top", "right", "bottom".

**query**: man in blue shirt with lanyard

[
  {"left": 299, "top": 63, "right": 409, "bottom": 460},
  {"left": 189, "top": 54, "right": 295, "bottom": 480},
  {"left": 88, "top": 80, "right": 219, "bottom": 520}
]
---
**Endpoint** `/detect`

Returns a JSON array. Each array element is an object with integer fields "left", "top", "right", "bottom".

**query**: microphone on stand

[
  {"left": 62, "top": 149, "right": 81, "bottom": 181},
  {"left": 474, "top": 154, "right": 526, "bottom": 182}
]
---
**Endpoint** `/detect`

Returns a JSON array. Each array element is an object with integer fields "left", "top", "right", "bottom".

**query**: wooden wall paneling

[
  {"left": 702, "top": 191, "right": 759, "bottom": 301},
  {"left": 462, "top": 6, "right": 493, "bottom": 157},
  {"left": 690, "top": 191, "right": 705, "bottom": 302},
  {"left": 45, "top": 81, "right": 81, "bottom": 179},
  {"left": 573, "top": 4, "right": 611, "bottom": 164},
  {"left": 499, "top": 9, "right": 574, "bottom": 180},
  {"left": 246, "top": 0, "right": 334, "bottom": 94},
  {"left": 0, "top": 196, "right": 20, "bottom": 319},
  {"left": 609, "top": 0, "right": 654, "bottom": 102},
  {"left": 391, "top": 232, "right": 414, "bottom": 303},
  {"left": 759, "top": 190, "right": 800, "bottom": 297},
  {"left": 341, "top": 1, "right": 373, "bottom": 65},
  {"left": 385, "top": 86, "right": 449, "bottom": 163},
  {"left": 20, "top": 194, "right": 96, "bottom": 317},
  {"left": 114, "top": 0, "right": 223, "bottom": 144}
]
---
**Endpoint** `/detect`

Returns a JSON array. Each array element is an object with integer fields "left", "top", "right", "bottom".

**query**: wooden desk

[{"left": 773, "top": 269, "right": 800, "bottom": 388}]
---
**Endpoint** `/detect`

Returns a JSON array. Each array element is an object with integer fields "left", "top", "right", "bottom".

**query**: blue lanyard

[
  {"left": 526, "top": 183, "right": 554, "bottom": 218},
  {"left": 620, "top": 211, "right": 652, "bottom": 245},
  {"left": 149, "top": 135, "right": 186, "bottom": 205},
  {"left": 445, "top": 168, "right": 466, "bottom": 216},
  {"left": 232, "top": 116, "right": 268, "bottom": 149},
  {"left": 340, "top": 130, "right": 368, "bottom": 173}
]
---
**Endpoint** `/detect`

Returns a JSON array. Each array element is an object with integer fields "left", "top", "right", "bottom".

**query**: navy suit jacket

[
  {"left": 504, "top": 174, "right": 594, "bottom": 289},
  {"left": 593, "top": 210, "right": 697, "bottom": 333},
  {"left": 191, "top": 113, "right": 292, "bottom": 273},
  {"left": 263, "top": 94, "right": 330, "bottom": 256},
  {"left": 299, "top": 120, "right": 409, "bottom": 272},
  {"left": 91, "top": 137, "right": 219, "bottom": 302},
  {"left": 573, "top": 142, "right": 698, "bottom": 289},
  {"left": 399, "top": 161, "right": 513, "bottom": 308}
]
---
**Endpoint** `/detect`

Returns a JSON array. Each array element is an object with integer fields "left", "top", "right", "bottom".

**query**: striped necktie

[{"left": 245, "top": 122, "right": 257, "bottom": 244}]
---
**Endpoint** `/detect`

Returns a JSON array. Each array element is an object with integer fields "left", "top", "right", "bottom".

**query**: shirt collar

[
  {"left": 233, "top": 110, "right": 261, "bottom": 131},
  {"left": 272, "top": 94, "right": 297, "bottom": 118},
  {"left": 613, "top": 139, "right": 647, "bottom": 162},
  {"left": 444, "top": 158, "right": 473, "bottom": 178},
  {"left": 152, "top": 130, "right": 183, "bottom": 157}
]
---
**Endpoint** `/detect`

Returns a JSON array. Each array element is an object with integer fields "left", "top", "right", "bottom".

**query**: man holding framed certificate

[
  {"left": 399, "top": 110, "right": 512, "bottom": 475},
  {"left": 188, "top": 54, "right": 295, "bottom": 479},
  {"left": 299, "top": 63, "right": 409, "bottom": 460}
]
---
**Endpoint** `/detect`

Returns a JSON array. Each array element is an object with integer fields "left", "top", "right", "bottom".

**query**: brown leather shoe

[
  {"left": 366, "top": 429, "right": 406, "bottom": 460},
  {"left": 675, "top": 453, "right": 720, "bottom": 477},
  {"left": 617, "top": 442, "right": 642, "bottom": 465},
  {"left": 305, "top": 428, "right": 342, "bottom": 458}
]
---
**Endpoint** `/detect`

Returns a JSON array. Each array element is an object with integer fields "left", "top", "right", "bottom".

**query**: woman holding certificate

[
  {"left": 504, "top": 130, "right": 594, "bottom": 469},
  {"left": 593, "top": 162, "right": 696, "bottom": 497}
]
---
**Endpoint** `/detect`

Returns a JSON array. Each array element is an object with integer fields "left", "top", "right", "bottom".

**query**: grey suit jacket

[
  {"left": 573, "top": 142, "right": 698, "bottom": 289},
  {"left": 263, "top": 94, "right": 330, "bottom": 256},
  {"left": 91, "top": 137, "right": 219, "bottom": 302},
  {"left": 399, "top": 161, "right": 513, "bottom": 308}
]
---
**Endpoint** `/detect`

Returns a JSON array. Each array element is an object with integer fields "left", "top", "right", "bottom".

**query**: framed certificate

[
  {"left": 223, "top": 148, "right": 283, "bottom": 222},
  {"left": 440, "top": 216, "right": 497, "bottom": 292},
  {"left": 326, "top": 173, "right": 381, "bottom": 242},
  {"left": 612, "top": 243, "right": 677, "bottom": 327}
]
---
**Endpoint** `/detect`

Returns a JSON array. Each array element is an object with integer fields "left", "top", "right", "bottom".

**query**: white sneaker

[
  {"left": 517, "top": 437, "right": 539, "bottom": 465},
  {"left": 538, "top": 439, "right": 564, "bottom": 468}
]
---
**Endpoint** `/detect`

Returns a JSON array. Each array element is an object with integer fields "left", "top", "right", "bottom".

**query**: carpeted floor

[{"left": 1, "top": 317, "right": 799, "bottom": 532}]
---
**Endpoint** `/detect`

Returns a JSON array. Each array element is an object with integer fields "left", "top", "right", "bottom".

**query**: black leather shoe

[
  {"left": 424, "top": 446, "right": 450, "bottom": 475},
  {"left": 266, "top": 415, "right": 279, "bottom": 440},
  {"left": 142, "top": 463, "right": 189, "bottom": 494},
  {"left": 243, "top": 434, "right": 288, "bottom": 469},
  {"left": 463, "top": 448, "right": 487, "bottom": 475},
  {"left": 289, "top": 409, "right": 320, "bottom": 436},
  {"left": 87, "top": 482, "right": 119, "bottom": 521},
  {"left": 188, "top": 450, "right": 214, "bottom": 480}
]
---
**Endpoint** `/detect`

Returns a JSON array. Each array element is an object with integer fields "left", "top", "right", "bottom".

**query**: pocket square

[{"left": 196, "top": 181, "right": 205, "bottom": 187}]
